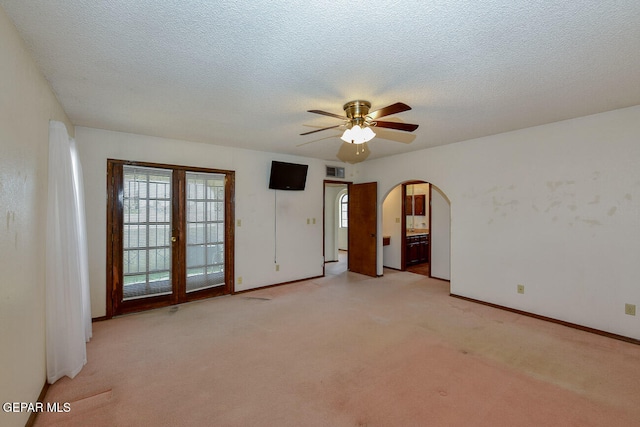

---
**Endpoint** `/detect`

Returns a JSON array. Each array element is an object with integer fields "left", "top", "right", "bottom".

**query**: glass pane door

[
  {"left": 186, "top": 172, "right": 226, "bottom": 293},
  {"left": 122, "top": 166, "right": 173, "bottom": 300},
  {"left": 108, "top": 160, "right": 234, "bottom": 316}
]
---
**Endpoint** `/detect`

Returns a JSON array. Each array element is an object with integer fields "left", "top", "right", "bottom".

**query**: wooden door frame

[
  {"left": 106, "top": 159, "right": 235, "bottom": 318},
  {"left": 402, "top": 180, "right": 430, "bottom": 274},
  {"left": 428, "top": 183, "right": 432, "bottom": 275}
]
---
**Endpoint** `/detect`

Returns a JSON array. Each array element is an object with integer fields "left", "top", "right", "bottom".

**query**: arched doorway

[{"left": 381, "top": 180, "right": 450, "bottom": 280}]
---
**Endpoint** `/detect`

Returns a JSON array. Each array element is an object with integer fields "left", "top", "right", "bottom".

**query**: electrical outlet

[
  {"left": 396, "top": 218, "right": 400, "bottom": 223},
  {"left": 237, "top": 276, "right": 242, "bottom": 285},
  {"left": 312, "top": 218, "right": 316, "bottom": 224},
  {"left": 237, "top": 219, "right": 241, "bottom": 227},
  {"left": 275, "top": 264, "right": 280, "bottom": 272},
  {"left": 625, "top": 303, "right": 636, "bottom": 316},
  {"left": 517, "top": 284, "right": 525, "bottom": 294},
  {"left": 306, "top": 218, "right": 310, "bottom": 224}
]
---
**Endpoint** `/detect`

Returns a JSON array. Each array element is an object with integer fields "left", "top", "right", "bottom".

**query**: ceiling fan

[{"left": 300, "top": 100, "right": 419, "bottom": 163}]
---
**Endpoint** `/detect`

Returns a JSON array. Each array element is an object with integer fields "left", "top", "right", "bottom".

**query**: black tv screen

[{"left": 269, "top": 161, "right": 308, "bottom": 191}]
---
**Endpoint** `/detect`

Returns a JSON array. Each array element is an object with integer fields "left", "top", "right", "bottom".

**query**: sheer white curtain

[{"left": 46, "top": 121, "right": 92, "bottom": 384}]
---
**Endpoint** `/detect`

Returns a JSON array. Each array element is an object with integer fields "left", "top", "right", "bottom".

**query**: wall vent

[{"left": 326, "top": 166, "right": 345, "bottom": 178}]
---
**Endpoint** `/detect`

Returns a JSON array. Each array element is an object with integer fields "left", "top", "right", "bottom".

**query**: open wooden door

[{"left": 348, "top": 182, "right": 377, "bottom": 277}]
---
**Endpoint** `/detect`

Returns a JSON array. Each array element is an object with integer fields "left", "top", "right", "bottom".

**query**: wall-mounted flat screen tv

[{"left": 269, "top": 161, "right": 308, "bottom": 191}]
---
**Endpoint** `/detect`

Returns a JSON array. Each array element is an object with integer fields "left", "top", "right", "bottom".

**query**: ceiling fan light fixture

[
  {"left": 362, "top": 126, "right": 376, "bottom": 142},
  {"left": 341, "top": 125, "right": 375, "bottom": 144},
  {"left": 302, "top": 100, "right": 417, "bottom": 162},
  {"left": 340, "top": 128, "right": 353, "bottom": 143}
]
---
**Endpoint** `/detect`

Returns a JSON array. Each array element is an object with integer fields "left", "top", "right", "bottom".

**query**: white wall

[
  {"left": 338, "top": 220, "right": 348, "bottom": 251},
  {"left": 0, "top": 7, "right": 73, "bottom": 427},
  {"left": 360, "top": 106, "right": 640, "bottom": 340},
  {"left": 430, "top": 185, "right": 451, "bottom": 280},
  {"left": 324, "top": 185, "right": 340, "bottom": 262},
  {"left": 75, "top": 127, "right": 352, "bottom": 317}
]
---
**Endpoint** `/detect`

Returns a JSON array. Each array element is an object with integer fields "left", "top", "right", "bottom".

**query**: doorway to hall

[
  {"left": 325, "top": 250, "right": 348, "bottom": 275},
  {"left": 324, "top": 181, "right": 349, "bottom": 275},
  {"left": 324, "top": 179, "right": 379, "bottom": 278}
]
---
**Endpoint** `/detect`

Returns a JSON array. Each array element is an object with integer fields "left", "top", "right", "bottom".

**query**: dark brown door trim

[{"left": 428, "top": 183, "right": 432, "bottom": 278}]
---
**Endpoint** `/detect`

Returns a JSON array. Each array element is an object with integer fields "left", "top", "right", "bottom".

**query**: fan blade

[
  {"left": 337, "top": 142, "right": 370, "bottom": 164},
  {"left": 374, "top": 121, "right": 419, "bottom": 132},
  {"left": 296, "top": 140, "right": 316, "bottom": 147},
  {"left": 307, "top": 110, "right": 346, "bottom": 120},
  {"left": 297, "top": 133, "right": 342, "bottom": 147},
  {"left": 367, "top": 102, "right": 411, "bottom": 120},
  {"left": 300, "top": 124, "right": 342, "bottom": 136},
  {"left": 374, "top": 128, "right": 416, "bottom": 144}
]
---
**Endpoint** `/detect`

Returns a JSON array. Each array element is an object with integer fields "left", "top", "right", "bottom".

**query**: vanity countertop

[{"left": 407, "top": 229, "right": 429, "bottom": 237}]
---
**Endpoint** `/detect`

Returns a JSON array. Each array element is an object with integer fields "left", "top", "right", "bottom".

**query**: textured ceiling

[{"left": 2, "top": 1, "right": 640, "bottom": 162}]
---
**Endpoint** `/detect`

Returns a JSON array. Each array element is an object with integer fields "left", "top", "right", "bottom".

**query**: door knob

[{"left": 171, "top": 236, "right": 177, "bottom": 242}]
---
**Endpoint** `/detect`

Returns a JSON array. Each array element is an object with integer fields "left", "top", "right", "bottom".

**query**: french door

[{"left": 107, "top": 160, "right": 235, "bottom": 316}]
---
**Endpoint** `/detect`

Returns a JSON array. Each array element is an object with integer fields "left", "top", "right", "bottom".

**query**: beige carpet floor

[{"left": 36, "top": 266, "right": 640, "bottom": 426}]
